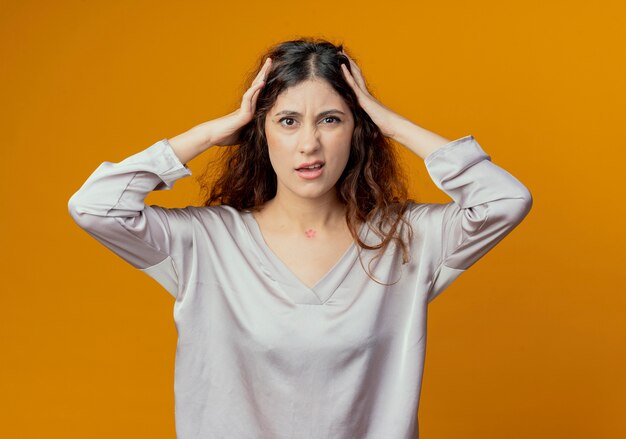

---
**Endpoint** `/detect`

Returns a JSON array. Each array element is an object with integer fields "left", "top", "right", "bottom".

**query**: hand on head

[
  {"left": 206, "top": 47, "right": 405, "bottom": 148},
  {"left": 339, "top": 51, "right": 402, "bottom": 139},
  {"left": 206, "top": 57, "right": 273, "bottom": 147}
]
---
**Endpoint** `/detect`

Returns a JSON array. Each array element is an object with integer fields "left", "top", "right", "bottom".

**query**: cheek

[
  {"left": 264, "top": 127, "right": 281, "bottom": 166},
  {"left": 265, "top": 145, "right": 278, "bottom": 171},
  {"left": 339, "top": 124, "right": 354, "bottom": 147},
  {"left": 266, "top": 142, "right": 288, "bottom": 175},
  {"left": 338, "top": 132, "right": 353, "bottom": 160}
]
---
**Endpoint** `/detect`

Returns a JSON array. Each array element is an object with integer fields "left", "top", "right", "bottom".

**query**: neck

[{"left": 262, "top": 188, "right": 346, "bottom": 232}]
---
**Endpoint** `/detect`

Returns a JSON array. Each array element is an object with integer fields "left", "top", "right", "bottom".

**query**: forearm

[
  {"left": 389, "top": 116, "right": 452, "bottom": 160},
  {"left": 167, "top": 121, "right": 215, "bottom": 165},
  {"left": 68, "top": 139, "right": 192, "bottom": 219}
]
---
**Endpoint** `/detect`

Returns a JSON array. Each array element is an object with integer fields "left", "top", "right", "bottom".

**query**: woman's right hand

[{"left": 207, "top": 57, "right": 272, "bottom": 147}]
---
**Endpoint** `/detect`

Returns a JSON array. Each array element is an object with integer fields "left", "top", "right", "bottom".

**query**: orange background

[{"left": 2, "top": 1, "right": 624, "bottom": 438}]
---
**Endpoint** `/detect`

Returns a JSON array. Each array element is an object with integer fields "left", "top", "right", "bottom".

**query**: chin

[{"left": 299, "top": 186, "right": 340, "bottom": 200}]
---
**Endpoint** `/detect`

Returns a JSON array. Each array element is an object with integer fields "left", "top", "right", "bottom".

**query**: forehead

[{"left": 272, "top": 79, "right": 348, "bottom": 110}]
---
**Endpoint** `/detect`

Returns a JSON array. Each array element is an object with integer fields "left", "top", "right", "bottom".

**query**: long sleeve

[
  {"left": 67, "top": 139, "right": 194, "bottom": 299},
  {"left": 412, "top": 135, "right": 533, "bottom": 304}
]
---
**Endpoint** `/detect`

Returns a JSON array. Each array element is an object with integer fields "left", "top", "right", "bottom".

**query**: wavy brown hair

[{"left": 199, "top": 37, "right": 416, "bottom": 284}]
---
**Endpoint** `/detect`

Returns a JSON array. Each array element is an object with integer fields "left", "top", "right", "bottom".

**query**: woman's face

[{"left": 264, "top": 78, "right": 354, "bottom": 203}]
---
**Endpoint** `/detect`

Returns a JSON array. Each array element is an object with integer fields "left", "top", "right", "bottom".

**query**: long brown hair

[{"left": 199, "top": 37, "right": 415, "bottom": 284}]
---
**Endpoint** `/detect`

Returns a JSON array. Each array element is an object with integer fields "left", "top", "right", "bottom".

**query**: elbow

[
  {"left": 68, "top": 192, "right": 88, "bottom": 228},
  {"left": 503, "top": 188, "right": 534, "bottom": 225},
  {"left": 487, "top": 187, "right": 533, "bottom": 228},
  {"left": 514, "top": 186, "right": 533, "bottom": 222},
  {"left": 67, "top": 192, "right": 82, "bottom": 223},
  {"left": 68, "top": 192, "right": 100, "bottom": 230}
]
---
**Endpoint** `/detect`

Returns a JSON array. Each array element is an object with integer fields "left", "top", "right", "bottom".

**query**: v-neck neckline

[{"left": 241, "top": 210, "right": 368, "bottom": 305}]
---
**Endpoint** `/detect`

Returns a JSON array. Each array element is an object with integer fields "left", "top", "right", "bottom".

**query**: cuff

[
  {"left": 148, "top": 139, "right": 193, "bottom": 189},
  {"left": 424, "top": 135, "right": 491, "bottom": 186}
]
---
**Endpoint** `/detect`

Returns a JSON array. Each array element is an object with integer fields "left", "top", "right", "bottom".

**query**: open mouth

[
  {"left": 296, "top": 163, "right": 324, "bottom": 171},
  {"left": 295, "top": 163, "right": 325, "bottom": 179}
]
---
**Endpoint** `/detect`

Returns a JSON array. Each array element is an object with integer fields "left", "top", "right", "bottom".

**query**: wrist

[{"left": 389, "top": 117, "right": 451, "bottom": 159}]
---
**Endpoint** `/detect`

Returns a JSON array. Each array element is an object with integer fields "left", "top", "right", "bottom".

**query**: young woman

[{"left": 68, "top": 38, "right": 532, "bottom": 439}]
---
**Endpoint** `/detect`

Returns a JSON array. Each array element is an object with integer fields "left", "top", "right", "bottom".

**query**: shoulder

[
  {"left": 147, "top": 203, "right": 246, "bottom": 228},
  {"left": 184, "top": 203, "right": 238, "bottom": 216},
  {"left": 181, "top": 203, "right": 249, "bottom": 229}
]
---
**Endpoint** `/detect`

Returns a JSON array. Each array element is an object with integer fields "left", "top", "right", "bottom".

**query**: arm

[
  {"left": 411, "top": 134, "right": 533, "bottom": 303},
  {"left": 338, "top": 54, "right": 532, "bottom": 303},
  {"left": 68, "top": 57, "right": 274, "bottom": 299},
  {"left": 67, "top": 138, "right": 196, "bottom": 299}
]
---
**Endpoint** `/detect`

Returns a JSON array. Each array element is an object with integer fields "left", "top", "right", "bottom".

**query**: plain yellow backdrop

[{"left": 2, "top": 0, "right": 624, "bottom": 438}]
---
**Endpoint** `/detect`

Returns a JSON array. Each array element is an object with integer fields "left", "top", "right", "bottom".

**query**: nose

[{"left": 299, "top": 124, "right": 321, "bottom": 155}]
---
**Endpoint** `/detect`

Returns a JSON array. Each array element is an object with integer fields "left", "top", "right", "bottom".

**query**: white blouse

[{"left": 68, "top": 134, "right": 532, "bottom": 438}]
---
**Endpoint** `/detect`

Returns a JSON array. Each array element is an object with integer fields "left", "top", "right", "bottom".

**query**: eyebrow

[{"left": 273, "top": 109, "right": 346, "bottom": 117}]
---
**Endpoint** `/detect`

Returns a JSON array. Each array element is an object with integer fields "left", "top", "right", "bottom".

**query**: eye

[
  {"left": 278, "top": 117, "right": 296, "bottom": 127},
  {"left": 322, "top": 116, "right": 341, "bottom": 124},
  {"left": 277, "top": 116, "right": 342, "bottom": 128}
]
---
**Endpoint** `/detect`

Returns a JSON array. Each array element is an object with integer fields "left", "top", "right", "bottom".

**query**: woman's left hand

[{"left": 340, "top": 50, "right": 405, "bottom": 139}]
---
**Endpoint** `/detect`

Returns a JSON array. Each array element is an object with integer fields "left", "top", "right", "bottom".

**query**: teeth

[{"left": 302, "top": 164, "right": 321, "bottom": 170}]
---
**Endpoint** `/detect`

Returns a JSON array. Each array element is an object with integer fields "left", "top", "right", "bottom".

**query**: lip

[
  {"left": 295, "top": 160, "right": 325, "bottom": 170},
  {"left": 296, "top": 166, "right": 324, "bottom": 180}
]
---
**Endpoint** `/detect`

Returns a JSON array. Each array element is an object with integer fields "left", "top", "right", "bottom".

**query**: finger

[
  {"left": 341, "top": 50, "right": 361, "bottom": 73},
  {"left": 341, "top": 63, "right": 363, "bottom": 96},
  {"left": 254, "top": 57, "right": 272, "bottom": 84},
  {"left": 249, "top": 80, "right": 264, "bottom": 112},
  {"left": 247, "top": 60, "right": 269, "bottom": 96},
  {"left": 345, "top": 60, "right": 367, "bottom": 91},
  {"left": 242, "top": 58, "right": 271, "bottom": 108},
  {"left": 351, "top": 70, "right": 368, "bottom": 92},
  {"left": 241, "top": 80, "right": 265, "bottom": 113},
  {"left": 341, "top": 52, "right": 368, "bottom": 91}
]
